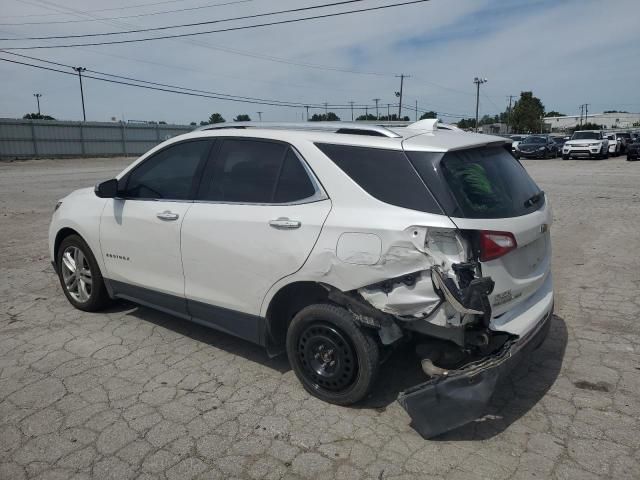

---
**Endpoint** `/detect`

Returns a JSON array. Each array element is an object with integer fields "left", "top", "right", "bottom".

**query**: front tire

[
  {"left": 562, "top": 155, "right": 569, "bottom": 160},
  {"left": 56, "top": 234, "right": 112, "bottom": 312},
  {"left": 286, "top": 304, "right": 380, "bottom": 405}
]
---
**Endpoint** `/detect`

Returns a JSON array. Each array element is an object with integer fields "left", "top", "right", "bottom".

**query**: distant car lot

[{"left": 1, "top": 156, "right": 639, "bottom": 479}]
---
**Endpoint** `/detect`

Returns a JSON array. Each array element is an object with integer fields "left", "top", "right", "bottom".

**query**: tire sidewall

[{"left": 286, "top": 304, "right": 379, "bottom": 405}]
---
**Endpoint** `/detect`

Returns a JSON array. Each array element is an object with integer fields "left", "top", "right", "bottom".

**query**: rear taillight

[{"left": 479, "top": 231, "right": 517, "bottom": 262}]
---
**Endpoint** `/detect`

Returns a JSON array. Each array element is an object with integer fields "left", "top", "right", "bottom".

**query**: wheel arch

[
  {"left": 53, "top": 227, "right": 82, "bottom": 271},
  {"left": 264, "top": 281, "right": 331, "bottom": 356}
]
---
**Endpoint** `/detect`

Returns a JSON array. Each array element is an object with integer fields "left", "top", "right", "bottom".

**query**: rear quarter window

[{"left": 315, "top": 143, "right": 443, "bottom": 214}]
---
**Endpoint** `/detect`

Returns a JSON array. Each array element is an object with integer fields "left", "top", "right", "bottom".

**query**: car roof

[{"left": 173, "top": 122, "right": 508, "bottom": 153}]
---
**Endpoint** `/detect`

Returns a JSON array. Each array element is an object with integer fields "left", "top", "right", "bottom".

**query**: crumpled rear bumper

[{"left": 397, "top": 306, "right": 552, "bottom": 438}]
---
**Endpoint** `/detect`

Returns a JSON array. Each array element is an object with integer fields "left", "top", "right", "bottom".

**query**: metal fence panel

[{"left": 0, "top": 118, "right": 194, "bottom": 159}]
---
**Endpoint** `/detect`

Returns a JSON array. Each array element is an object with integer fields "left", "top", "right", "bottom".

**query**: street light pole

[
  {"left": 349, "top": 101, "right": 355, "bottom": 121},
  {"left": 257, "top": 111, "right": 263, "bottom": 121},
  {"left": 73, "top": 66, "right": 87, "bottom": 121},
  {"left": 473, "top": 77, "right": 487, "bottom": 133},
  {"left": 33, "top": 93, "right": 42, "bottom": 115}
]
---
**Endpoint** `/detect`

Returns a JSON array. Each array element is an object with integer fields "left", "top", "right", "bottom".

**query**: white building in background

[{"left": 544, "top": 112, "right": 640, "bottom": 132}]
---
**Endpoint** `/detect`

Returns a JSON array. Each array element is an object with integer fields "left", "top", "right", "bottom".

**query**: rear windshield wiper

[{"left": 524, "top": 191, "right": 544, "bottom": 208}]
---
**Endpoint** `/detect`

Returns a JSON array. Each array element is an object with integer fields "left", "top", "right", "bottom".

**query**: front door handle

[
  {"left": 269, "top": 217, "right": 301, "bottom": 229},
  {"left": 156, "top": 210, "right": 179, "bottom": 221}
]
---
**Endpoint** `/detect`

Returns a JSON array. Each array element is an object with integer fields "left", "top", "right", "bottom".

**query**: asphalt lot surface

[{"left": 1, "top": 156, "right": 639, "bottom": 480}]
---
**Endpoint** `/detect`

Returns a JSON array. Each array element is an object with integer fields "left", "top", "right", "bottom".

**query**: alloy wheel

[{"left": 60, "top": 246, "right": 93, "bottom": 302}]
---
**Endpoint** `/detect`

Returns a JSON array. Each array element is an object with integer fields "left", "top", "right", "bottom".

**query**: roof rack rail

[{"left": 196, "top": 121, "right": 402, "bottom": 138}]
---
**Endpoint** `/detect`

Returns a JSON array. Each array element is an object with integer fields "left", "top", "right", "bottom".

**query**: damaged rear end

[{"left": 318, "top": 133, "right": 554, "bottom": 437}]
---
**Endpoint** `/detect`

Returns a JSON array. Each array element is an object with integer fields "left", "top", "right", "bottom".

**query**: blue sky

[{"left": 0, "top": 0, "right": 638, "bottom": 123}]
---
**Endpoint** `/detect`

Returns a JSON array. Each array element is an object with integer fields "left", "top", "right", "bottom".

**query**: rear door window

[
  {"left": 199, "top": 139, "right": 318, "bottom": 204},
  {"left": 407, "top": 147, "right": 543, "bottom": 219},
  {"left": 315, "top": 143, "right": 442, "bottom": 214}
]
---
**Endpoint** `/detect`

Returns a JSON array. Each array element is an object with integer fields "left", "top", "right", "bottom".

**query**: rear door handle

[
  {"left": 156, "top": 210, "right": 179, "bottom": 221},
  {"left": 269, "top": 217, "right": 301, "bottom": 229}
]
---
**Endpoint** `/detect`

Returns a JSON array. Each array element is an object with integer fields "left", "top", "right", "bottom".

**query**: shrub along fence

[{"left": 0, "top": 118, "right": 194, "bottom": 159}]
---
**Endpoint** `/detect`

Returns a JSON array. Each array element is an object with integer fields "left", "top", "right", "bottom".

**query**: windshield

[
  {"left": 572, "top": 131, "right": 600, "bottom": 140},
  {"left": 618, "top": 133, "right": 631, "bottom": 139},
  {"left": 522, "top": 136, "right": 546, "bottom": 144}
]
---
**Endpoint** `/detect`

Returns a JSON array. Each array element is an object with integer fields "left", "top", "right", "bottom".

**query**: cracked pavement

[{"left": 1, "top": 156, "right": 639, "bottom": 479}]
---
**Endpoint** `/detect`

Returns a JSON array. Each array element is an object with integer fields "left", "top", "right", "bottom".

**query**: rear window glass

[
  {"left": 315, "top": 143, "right": 442, "bottom": 214},
  {"left": 407, "top": 147, "right": 543, "bottom": 219}
]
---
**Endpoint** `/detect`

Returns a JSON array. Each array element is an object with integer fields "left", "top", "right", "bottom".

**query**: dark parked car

[
  {"left": 614, "top": 132, "right": 632, "bottom": 153},
  {"left": 627, "top": 136, "right": 640, "bottom": 161},
  {"left": 514, "top": 135, "right": 558, "bottom": 159},
  {"left": 551, "top": 136, "right": 566, "bottom": 152}
]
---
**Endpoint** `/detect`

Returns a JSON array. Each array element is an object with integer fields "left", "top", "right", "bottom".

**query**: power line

[
  {"left": 0, "top": 0, "right": 431, "bottom": 49},
  {"left": 0, "top": 55, "right": 392, "bottom": 110},
  {"left": 2, "top": 50, "right": 383, "bottom": 108},
  {"left": 3, "top": 0, "right": 208, "bottom": 18},
  {"left": 2, "top": 0, "right": 371, "bottom": 40},
  {"left": 0, "top": 0, "right": 259, "bottom": 26}
]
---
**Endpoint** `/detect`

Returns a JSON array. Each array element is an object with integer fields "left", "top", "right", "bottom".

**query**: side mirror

[{"left": 95, "top": 179, "right": 119, "bottom": 198}]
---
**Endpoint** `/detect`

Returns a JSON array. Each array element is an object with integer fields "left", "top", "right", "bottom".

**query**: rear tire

[
  {"left": 56, "top": 234, "right": 112, "bottom": 312},
  {"left": 286, "top": 303, "right": 380, "bottom": 406}
]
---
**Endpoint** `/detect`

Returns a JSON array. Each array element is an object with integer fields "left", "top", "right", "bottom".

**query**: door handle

[
  {"left": 269, "top": 217, "right": 301, "bottom": 229},
  {"left": 156, "top": 210, "right": 179, "bottom": 221}
]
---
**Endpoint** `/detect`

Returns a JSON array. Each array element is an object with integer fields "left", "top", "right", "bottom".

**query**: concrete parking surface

[{"left": 1, "top": 156, "right": 639, "bottom": 480}]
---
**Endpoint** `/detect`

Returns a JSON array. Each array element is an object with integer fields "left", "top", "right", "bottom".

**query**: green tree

[
  {"left": 545, "top": 111, "right": 565, "bottom": 117},
  {"left": 159, "top": 121, "right": 167, "bottom": 125},
  {"left": 309, "top": 112, "right": 340, "bottom": 121},
  {"left": 190, "top": 122, "right": 197, "bottom": 126},
  {"left": 571, "top": 122, "right": 603, "bottom": 132},
  {"left": 207, "top": 113, "right": 225, "bottom": 124},
  {"left": 456, "top": 118, "right": 477, "bottom": 130},
  {"left": 356, "top": 113, "right": 377, "bottom": 121},
  {"left": 234, "top": 114, "right": 251, "bottom": 122},
  {"left": 23, "top": 113, "right": 55, "bottom": 120},
  {"left": 510, "top": 91, "right": 545, "bottom": 133},
  {"left": 419, "top": 111, "right": 437, "bottom": 120}
]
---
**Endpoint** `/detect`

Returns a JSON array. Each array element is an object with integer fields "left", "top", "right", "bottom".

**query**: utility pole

[
  {"left": 257, "top": 111, "right": 262, "bottom": 121},
  {"left": 395, "top": 74, "right": 410, "bottom": 119},
  {"left": 323, "top": 102, "right": 328, "bottom": 117},
  {"left": 506, "top": 95, "right": 515, "bottom": 134},
  {"left": 349, "top": 101, "right": 355, "bottom": 121},
  {"left": 387, "top": 103, "right": 391, "bottom": 120},
  {"left": 373, "top": 98, "right": 380, "bottom": 120},
  {"left": 415, "top": 100, "right": 418, "bottom": 122},
  {"left": 584, "top": 103, "right": 589, "bottom": 124},
  {"left": 473, "top": 77, "right": 487, "bottom": 133},
  {"left": 579, "top": 104, "right": 584, "bottom": 126},
  {"left": 73, "top": 66, "right": 87, "bottom": 121},
  {"left": 365, "top": 106, "right": 368, "bottom": 118},
  {"left": 33, "top": 93, "right": 42, "bottom": 115},
  {"left": 304, "top": 105, "right": 310, "bottom": 121}
]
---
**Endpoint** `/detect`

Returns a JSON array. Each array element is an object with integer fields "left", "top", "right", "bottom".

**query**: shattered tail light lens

[{"left": 479, "top": 231, "right": 517, "bottom": 262}]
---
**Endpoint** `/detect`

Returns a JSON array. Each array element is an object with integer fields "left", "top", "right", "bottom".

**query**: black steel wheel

[
  {"left": 298, "top": 323, "right": 357, "bottom": 392},
  {"left": 286, "top": 304, "right": 380, "bottom": 405}
]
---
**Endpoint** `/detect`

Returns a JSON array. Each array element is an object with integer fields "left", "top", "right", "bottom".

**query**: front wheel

[
  {"left": 286, "top": 304, "right": 380, "bottom": 405},
  {"left": 57, "top": 234, "right": 112, "bottom": 312},
  {"left": 562, "top": 155, "right": 569, "bottom": 160}
]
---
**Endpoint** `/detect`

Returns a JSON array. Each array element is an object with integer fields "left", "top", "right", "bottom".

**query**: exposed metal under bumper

[{"left": 397, "top": 307, "right": 552, "bottom": 438}]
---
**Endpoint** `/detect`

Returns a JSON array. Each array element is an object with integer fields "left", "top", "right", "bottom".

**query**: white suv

[
  {"left": 49, "top": 120, "right": 553, "bottom": 437},
  {"left": 562, "top": 130, "right": 609, "bottom": 159}
]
